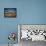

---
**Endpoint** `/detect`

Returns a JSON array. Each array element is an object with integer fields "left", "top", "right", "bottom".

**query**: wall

[{"left": 0, "top": 0, "right": 46, "bottom": 44}]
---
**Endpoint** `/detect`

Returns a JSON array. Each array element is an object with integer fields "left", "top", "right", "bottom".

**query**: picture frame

[{"left": 4, "top": 8, "right": 17, "bottom": 18}]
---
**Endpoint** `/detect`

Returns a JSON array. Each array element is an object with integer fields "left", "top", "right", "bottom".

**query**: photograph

[{"left": 4, "top": 8, "right": 17, "bottom": 18}]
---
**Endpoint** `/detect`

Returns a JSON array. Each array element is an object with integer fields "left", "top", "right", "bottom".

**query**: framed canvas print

[{"left": 4, "top": 8, "right": 17, "bottom": 18}]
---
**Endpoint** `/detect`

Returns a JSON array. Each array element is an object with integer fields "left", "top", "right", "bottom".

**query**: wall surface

[{"left": 0, "top": 0, "right": 46, "bottom": 45}]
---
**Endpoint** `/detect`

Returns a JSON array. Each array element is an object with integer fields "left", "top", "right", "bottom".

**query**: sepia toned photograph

[{"left": 4, "top": 8, "right": 17, "bottom": 18}]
